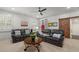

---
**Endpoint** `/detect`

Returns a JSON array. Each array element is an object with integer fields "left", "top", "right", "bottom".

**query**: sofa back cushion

[
  {"left": 15, "top": 30, "right": 21, "bottom": 35},
  {"left": 53, "top": 33, "right": 61, "bottom": 39},
  {"left": 25, "top": 29, "right": 31, "bottom": 34},
  {"left": 51, "top": 29, "right": 64, "bottom": 36},
  {"left": 42, "top": 29, "right": 51, "bottom": 34}
]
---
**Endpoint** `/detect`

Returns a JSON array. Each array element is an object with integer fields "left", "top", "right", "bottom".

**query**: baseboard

[{"left": 72, "top": 35, "right": 79, "bottom": 39}]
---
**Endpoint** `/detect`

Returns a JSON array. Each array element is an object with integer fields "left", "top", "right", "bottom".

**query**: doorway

[{"left": 59, "top": 18, "right": 70, "bottom": 38}]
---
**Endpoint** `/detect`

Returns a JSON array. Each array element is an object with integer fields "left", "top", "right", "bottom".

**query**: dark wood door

[{"left": 59, "top": 18, "right": 70, "bottom": 38}]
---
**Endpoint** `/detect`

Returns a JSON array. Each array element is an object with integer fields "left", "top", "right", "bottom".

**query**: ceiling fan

[{"left": 38, "top": 7, "right": 47, "bottom": 15}]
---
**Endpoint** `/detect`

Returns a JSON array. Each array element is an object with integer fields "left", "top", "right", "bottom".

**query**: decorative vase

[{"left": 31, "top": 36, "right": 35, "bottom": 42}]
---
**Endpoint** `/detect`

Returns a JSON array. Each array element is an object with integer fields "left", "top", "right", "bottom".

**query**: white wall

[
  {"left": 41, "top": 11, "right": 79, "bottom": 30},
  {"left": 70, "top": 18, "right": 79, "bottom": 36},
  {"left": 0, "top": 10, "right": 38, "bottom": 40},
  {"left": 40, "top": 17, "right": 59, "bottom": 29},
  {"left": 58, "top": 11, "right": 79, "bottom": 18},
  {"left": 39, "top": 16, "right": 60, "bottom": 30},
  {"left": 41, "top": 11, "right": 79, "bottom": 37},
  {"left": 52, "top": 11, "right": 79, "bottom": 37}
]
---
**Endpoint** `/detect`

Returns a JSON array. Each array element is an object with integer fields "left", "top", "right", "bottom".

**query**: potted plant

[{"left": 30, "top": 32, "right": 36, "bottom": 42}]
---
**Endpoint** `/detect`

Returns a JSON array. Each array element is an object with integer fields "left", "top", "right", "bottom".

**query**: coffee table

[{"left": 24, "top": 37, "right": 43, "bottom": 52}]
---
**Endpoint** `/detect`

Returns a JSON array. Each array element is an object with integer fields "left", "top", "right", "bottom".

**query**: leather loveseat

[
  {"left": 37, "top": 29, "right": 64, "bottom": 47},
  {"left": 11, "top": 29, "right": 31, "bottom": 43}
]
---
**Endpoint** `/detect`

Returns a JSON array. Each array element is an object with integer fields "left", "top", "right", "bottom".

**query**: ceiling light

[
  {"left": 67, "top": 7, "right": 71, "bottom": 9},
  {"left": 36, "top": 26, "right": 39, "bottom": 29},
  {"left": 11, "top": 8, "right": 15, "bottom": 10}
]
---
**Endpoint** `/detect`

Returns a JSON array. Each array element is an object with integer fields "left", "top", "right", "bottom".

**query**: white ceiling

[{"left": 0, "top": 7, "right": 79, "bottom": 18}]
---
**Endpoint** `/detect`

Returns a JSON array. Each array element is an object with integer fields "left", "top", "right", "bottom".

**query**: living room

[{"left": 0, "top": 7, "right": 79, "bottom": 52}]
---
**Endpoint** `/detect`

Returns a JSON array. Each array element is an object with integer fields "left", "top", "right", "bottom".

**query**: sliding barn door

[{"left": 59, "top": 18, "right": 70, "bottom": 38}]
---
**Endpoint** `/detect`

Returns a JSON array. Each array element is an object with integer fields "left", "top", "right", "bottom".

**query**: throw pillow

[
  {"left": 53, "top": 33, "right": 61, "bottom": 38},
  {"left": 25, "top": 30, "right": 30, "bottom": 34},
  {"left": 15, "top": 31, "right": 21, "bottom": 35}
]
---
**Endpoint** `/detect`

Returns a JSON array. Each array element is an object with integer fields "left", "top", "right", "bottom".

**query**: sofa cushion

[
  {"left": 15, "top": 30, "right": 21, "bottom": 35},
  {"left": 53, "top": 37, "right": 60, "bottom": 41},
  {"left": 53, "top": 33, "right": 61, "bottom": 39},
  {"left": 21, "top": 29, "right": 25, "bottom": 35},
  {"left": 25, "top": 30, "right": 30, "bottom": 34},
  {"left": 38, "top": 31, "right": 49, "bottom": 37},
  {"left": 42, "top": 33, "right": 50, "bottom": 37},
  {"left": 42, "top": 29, "right": 51, "bottom": 34}
]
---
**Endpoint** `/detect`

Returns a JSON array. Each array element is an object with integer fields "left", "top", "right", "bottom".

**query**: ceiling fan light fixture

[
  {"left": 38, "top": 7, "right": 47, "bottom": 15},
  {"left": 40, "top": 12, "right": 43, "bottom": 15}
]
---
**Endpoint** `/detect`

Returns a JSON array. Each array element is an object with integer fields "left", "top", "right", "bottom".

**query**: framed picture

[
  {"left": 48, "top": 22, "right": 57, "bottom": 27},
  {"left": 21, "top": 20, "right": 28, "bottom": 26}
]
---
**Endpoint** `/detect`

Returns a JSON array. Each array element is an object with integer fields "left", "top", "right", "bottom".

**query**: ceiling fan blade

[
  {"left": 38, "top": 7, "right": 41, "bottom": 12},
  {"left": 41, "top": 8, "right": 47, "bottom": 12},
  {"left": 39, "top": 7, "right": 41, "bottom": 9},
  {"left": 40, "top": 12, "right": 43, "bottom": 15},
  {"left": 38, "top": 7, "right": 46, "bottom": 15},
  {"left": 38, "top": 10, "right": 41, "bottom": 12}
]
